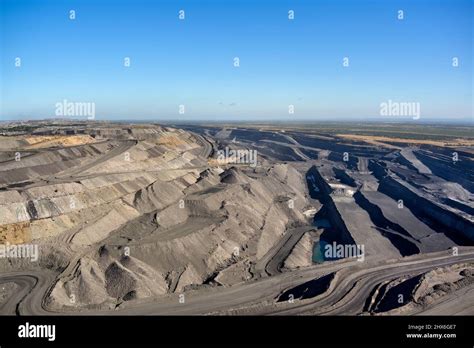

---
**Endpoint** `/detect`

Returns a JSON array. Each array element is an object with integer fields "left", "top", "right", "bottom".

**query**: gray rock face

[{"left": 1, "top": 121, "right": 473, "bottom": 315}]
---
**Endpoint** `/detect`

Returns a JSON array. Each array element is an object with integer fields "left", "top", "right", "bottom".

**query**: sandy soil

[
  {"left": 25, "top": 135, "right": 97, "bottom": 148},
  {"left": 336, "top": 134, "right": 474, "bottom": 148}
]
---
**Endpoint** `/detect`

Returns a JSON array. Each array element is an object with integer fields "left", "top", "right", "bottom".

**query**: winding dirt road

[{"left": 2, "top": 248, "right": 473, "bottom": 316}]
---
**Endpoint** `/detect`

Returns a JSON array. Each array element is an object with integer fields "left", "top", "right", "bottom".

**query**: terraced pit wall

[
  {"left": 378, "top": 175, "right": 474, "bottom": 243},
  {"left": 307, "top": 166, "right": 356, "bottom": 245},
  {"left": 414, "top": 151, "right": 474, "bottom": 193}
]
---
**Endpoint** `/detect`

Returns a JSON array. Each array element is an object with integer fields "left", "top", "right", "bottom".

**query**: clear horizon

[{"left": 1, "top": 0, "right": 473, "bottom": 122}]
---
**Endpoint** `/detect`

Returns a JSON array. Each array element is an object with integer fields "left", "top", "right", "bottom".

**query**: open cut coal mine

[{"left": 0, "top": 121, "right": 473, "bottom": 316}]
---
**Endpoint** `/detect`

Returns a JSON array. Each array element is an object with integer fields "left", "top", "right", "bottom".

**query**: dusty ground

[
  {"left": 0, "top": 121, "right": 473, "bottom": 315},
  {"left": 336, "top": 134, "right": 474, "bottom": 148}
]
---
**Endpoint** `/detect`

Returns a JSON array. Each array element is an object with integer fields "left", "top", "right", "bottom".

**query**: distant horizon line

[{"left": 1, "top": 117, "right": 473, "bottom": 126}]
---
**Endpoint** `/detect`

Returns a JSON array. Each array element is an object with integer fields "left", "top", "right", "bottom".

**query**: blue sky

[{"left": 0, "top": 0, "right": 472, "bottom": 121}]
